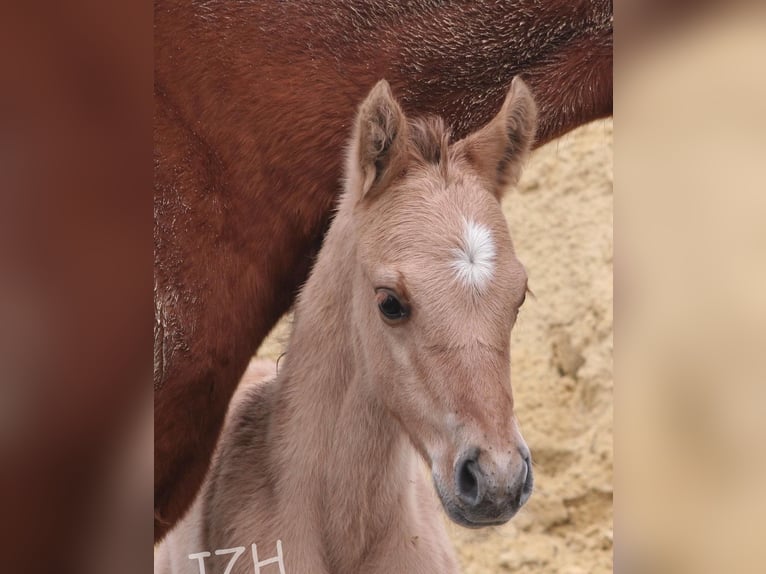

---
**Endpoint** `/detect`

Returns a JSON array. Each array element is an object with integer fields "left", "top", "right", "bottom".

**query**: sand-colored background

[{"left": 257, "top": 119, "right": 613, "bottom": 573}]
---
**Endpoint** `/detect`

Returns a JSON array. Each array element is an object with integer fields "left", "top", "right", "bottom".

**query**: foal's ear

[
  {"left": 456, "top": 77, "right": 537, "bottom": 199},
  {"left": 348, "top": 79, "right": 408, "bottom": 200}
]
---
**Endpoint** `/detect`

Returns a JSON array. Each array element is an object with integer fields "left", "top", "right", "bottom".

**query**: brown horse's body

[{"left": 154, "top": 0, "right": 612, "bottom": 540}]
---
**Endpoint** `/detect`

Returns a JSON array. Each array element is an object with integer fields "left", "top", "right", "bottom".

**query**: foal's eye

[{"left": 375, "top": 288, "right": 409, "bottom": 322}]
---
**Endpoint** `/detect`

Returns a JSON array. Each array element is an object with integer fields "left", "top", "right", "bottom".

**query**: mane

[{"left": 407, "top": 116, "right": 452, "bottom": 180}]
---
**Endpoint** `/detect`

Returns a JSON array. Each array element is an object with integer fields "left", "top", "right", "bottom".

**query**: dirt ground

[{"left": 257, "top": 119, "right": 613, "bottom": 573}]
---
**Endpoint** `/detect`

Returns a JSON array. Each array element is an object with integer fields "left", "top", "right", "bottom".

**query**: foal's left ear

[
  {"left": 456, "top": 77, "right": 538, "bottom": 199},
  {"left": 348, "top": 79, "right": 408, "bottom": 201}
]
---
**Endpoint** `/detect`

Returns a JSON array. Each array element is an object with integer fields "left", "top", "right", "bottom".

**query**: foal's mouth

[
  {"left": 438, "top": 494, "right": 525, "bottom": 529},
  {"left": 446, "top": 505, "right": 518, "bottom": 529}
]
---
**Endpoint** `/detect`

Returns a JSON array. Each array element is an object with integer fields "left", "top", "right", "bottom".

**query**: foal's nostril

[
  {"left": 457, "top": 459, "right": 480, "bottom": 504},
  {"left": 521, "top": 455, "right": 534, "bottom": 499}
]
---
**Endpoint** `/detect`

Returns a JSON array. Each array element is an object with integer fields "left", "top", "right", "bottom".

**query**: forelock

[{"left": 407, "top": 116, "right": 451, "bottom": 179}]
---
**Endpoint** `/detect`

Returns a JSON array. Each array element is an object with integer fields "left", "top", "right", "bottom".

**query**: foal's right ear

[
  {"left": 455, "top": 77, "right": 537, "bottom": 200},
  {"left": 348, "top": 80, "right": 408, "bottom": 201}
]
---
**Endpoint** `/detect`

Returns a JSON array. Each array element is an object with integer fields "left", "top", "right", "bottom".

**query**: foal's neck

[{"left": 272, "top": 203, "right": 418, "bottom": 566}]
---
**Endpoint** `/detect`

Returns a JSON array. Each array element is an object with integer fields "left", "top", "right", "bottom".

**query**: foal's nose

[{"left": 454, "top": 445, "right": 533, "bottom": 524}]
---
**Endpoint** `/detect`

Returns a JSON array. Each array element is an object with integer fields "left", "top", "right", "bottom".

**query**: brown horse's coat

[
  {"left": 154, "top": 0, "right": 612, "bottom": 539},
  {"left": 156, "top": 78, "right": 536, "bottom": 573}
]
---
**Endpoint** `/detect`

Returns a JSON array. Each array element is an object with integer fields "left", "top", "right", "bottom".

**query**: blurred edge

[
  {"left": 617, "top": 1, "right": 766, "bottom": 573},
  {"left": 1, "top": 0, "right": 765, "bottom": 572},
  {"left": 0, "top": 0, "right": 153, "bottom": 573}
]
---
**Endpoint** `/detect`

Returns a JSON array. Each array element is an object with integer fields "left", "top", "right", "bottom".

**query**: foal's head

[{"left": 344, "top": 78, "right": 536, "bottom": 526}]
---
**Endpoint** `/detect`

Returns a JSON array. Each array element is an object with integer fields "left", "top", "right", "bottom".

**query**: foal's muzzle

[{"left": 448, "top": 445, "right": 533, "bottom": 527}]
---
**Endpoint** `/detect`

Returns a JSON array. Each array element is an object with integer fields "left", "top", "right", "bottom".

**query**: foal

[{"left": 156, "top": 78, "right": 537, "bottom": 574}]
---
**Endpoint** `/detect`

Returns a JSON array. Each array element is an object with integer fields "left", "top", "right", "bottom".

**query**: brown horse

[
  {"left": 154, "top": 0, "right": 612, "bottom": 540},
  {"left": 156, "top": 78, "right": 536, "bottom": 573}
]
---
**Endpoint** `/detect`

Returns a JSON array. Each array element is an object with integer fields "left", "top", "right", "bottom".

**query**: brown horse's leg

[
  {"left": 153, "top": 92, "right": 257, "bottom": 540},
  {"left": 153, "top": 90, "right": 324, "bottom": 540},
  {"left": 154, "top": 91, "right": 229, "bottom": 540}
]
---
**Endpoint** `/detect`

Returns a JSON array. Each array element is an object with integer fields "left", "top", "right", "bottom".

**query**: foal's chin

[{"left": 433, "top": 481, "right": 523, "bottom": 529}]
